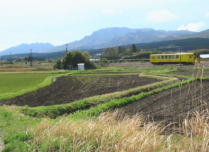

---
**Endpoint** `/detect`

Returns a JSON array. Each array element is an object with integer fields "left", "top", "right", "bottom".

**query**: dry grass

[{"left": 30, "top": 111, "right": 209, "bottom": 152}]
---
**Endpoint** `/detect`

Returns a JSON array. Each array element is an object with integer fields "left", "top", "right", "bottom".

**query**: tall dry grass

[{"left": 30, "top": 111, "right": 209, "bottom": 152}]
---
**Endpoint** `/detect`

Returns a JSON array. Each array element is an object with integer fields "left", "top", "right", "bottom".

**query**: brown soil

[
  {"left": 3, "top": 75, "right": 157, "bottom": 107},
  {"left": 117, "top": 80, "right": 209, "bottom": 124}
]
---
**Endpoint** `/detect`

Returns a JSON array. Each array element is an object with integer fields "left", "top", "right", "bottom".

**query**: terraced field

[
  {"left": 3, "top": 75, "right": 158, "bottom": 107},
  {"left": 1, "top": 64, "right": 209, "bottom": 151}
]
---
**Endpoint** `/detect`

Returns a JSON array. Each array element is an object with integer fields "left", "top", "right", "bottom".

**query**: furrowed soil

[
  {"left": 117, "top": 80, "right": 209, "bottom": 124},
  {"left": 2, "top": 75, "right": 157, "bottom": 107}
]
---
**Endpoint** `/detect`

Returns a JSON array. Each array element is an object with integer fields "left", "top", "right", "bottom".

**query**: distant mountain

[
  {"left": 46, "top": 27, "right": 195, "bottom": 52},
  {"left": 0, "top": 51, "right": 66, "bottom": 60},
  {"left": 177, "top": 29, "right": 209, "bottom": 39},
  {"left": 0, "top": 27, "right": 198, "bottom": 56},
  {"left": 0, "top": 43, "right": 55, "bottom": 56},
  {"left": 46, "top": 27, "right": 139, "bottom": 52},
  {"left": 105, "top": 29, "right": 194, "bottom": 47},
  {"left": 3, "top": 38, "right": 209, "bottom": 60}
]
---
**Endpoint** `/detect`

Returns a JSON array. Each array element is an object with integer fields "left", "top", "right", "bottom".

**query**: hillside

[
  {"left": 177, "top": 29, "right": 209, "bottom": 39},
  {"left": 137, "top": 38, "right": 209, "bottom": 51}
]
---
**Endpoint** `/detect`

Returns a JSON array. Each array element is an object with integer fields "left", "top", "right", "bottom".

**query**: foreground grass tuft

[{"left": 28, "top": 111, "right": 209, "bottom": 152}]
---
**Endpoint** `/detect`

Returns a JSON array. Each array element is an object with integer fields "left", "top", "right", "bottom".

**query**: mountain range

[
  {"left": 0, "top": 43, "right": 54, "bottom": 56},
  {"left": 44, "top": 28, "right": 195, "bottom": 53},
  {"left": 0, "top": 27, "right": 209, "bottom": 57}
]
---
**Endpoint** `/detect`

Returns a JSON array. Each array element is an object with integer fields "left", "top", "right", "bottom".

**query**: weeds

[{"left": 27, "top": 111, "right": 209, "bottom": 152}]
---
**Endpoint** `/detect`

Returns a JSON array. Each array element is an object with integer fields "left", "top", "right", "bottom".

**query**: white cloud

[
  {"left": 0, "top": 0, "right": 176, "bottom": 17},
  {"left": 205, "top": 12, "right": 209, "bottom": 18},
  {"left": 147, "top": 10, "right": 176, "bottom": 22},
  {"left": 0, "top": 0, "right": 187, "bottom": 50},
  {"left": 177, "top": 22, "right": 205, "bottom": 31}
]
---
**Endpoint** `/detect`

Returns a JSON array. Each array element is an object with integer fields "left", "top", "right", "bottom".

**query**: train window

[
  {"left": 158, "top": 56, "right": 161, "bottom": 59},
  {"left": 161, "top": 56, "right": 164, "bottom": 59},
  {"left": 165, "top": 56, "right": 168, "bottom": 59},
  {"left": 176, "top": 55, "right": 179, "bottom": 58}
]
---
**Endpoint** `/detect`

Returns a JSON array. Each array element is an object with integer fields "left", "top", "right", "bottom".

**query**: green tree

[
  {"left": 132, "top": 44, "right": 137, "bottom": 52},
  {"left": 54, "top": 59, "right": 62, "bottom": 69},
  {"left": 54, "top": 51, "right": 95, "bottom": 70},
  {"left": 103, "top": 48, "right": 119, "bottom": 60}
]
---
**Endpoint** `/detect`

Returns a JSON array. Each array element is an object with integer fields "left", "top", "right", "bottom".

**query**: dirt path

[{"left": 2, "top": 75, "right": 158, "bottom": 107}]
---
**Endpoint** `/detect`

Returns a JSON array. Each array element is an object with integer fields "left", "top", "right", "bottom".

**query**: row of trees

[
  {"left": 54, "top": 51, "right": 96, "bottom": 69},
  {"left": 102, "top": 44, "right": 142, "bottom": 60}
]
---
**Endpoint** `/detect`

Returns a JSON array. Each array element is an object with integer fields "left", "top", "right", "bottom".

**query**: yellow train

[{"left": 150, "top": 53, "right": 200, "bottom": 64}]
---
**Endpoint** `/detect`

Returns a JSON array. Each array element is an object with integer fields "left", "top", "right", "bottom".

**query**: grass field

[
  {"left": 0, "top": 71, "right": 73, "bottom": 101},
  {"left": 0, "top": 73, "right": 55, "bottom": 94},
  {"left": 1, "top": 62, "right": 209, "bottom": 152}
]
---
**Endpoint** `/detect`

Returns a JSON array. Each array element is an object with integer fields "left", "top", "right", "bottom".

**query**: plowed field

[
  {"left": 118, "top": 80, "right": 209, "bottom": 124},
  {"left": 2, "top": 75, "right": 157, "bottom": 107}
]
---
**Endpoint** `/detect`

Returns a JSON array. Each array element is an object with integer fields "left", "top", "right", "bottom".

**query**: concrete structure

[{"left": 77, "top": 63, "right": 85, "bottom": 70}]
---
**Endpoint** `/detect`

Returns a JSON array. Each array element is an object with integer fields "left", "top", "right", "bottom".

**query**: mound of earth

[
  {"left": 117, "top": 80, "right": 209, "bottom": 124},
  {"left": 3, "top": 75, "right": 157, "bottom": 107}
]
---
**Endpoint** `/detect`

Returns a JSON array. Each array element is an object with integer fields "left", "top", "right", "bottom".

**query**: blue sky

[{"left": 0, "top": 0, "right": 209, "bottom": 50}]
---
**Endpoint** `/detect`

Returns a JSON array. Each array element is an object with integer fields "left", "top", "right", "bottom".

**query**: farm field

[
  {"left": 4, "top": 75, "right": 158, "bottom": 107},
  {"left": 0, "top": 62, "right": 209, "bottom": 151},
  {"left": 117, "top": 79, "right": 209, "bottom": 124},
  {"left": 0, "top": 61, "right": 54, "bottom": 72},
  {"left": 0, "top": 73, "right": 55, "bottom": 94},
  {"left": 0, "top": 71, "right": 72, "bottom": 101}
]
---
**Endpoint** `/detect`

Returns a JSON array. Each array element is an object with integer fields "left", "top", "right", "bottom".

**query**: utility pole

[
  {"left": 9, "top": 51, "right": 13, "bottom": 64},
  {"left": 65, "top": 44, "right": 68, "bottom": 54},
  {"left": 179, "top": 48, "right": 182, "bottom": 64},
  {"left": 30, "top": 49, "right": 33, "bottom": 67}
]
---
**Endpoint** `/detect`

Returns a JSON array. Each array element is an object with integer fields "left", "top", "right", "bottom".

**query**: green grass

[
  {"left": 0, "top": 73, "right": 54, "bottom": 94},
  {"left": 0, "top": 106, "right": 40, "bottom": 152},
  {"left": 0, "top": 72, "right": 72, "bottom": 101},
  {"left": 76, "top": 66, "right": 177, "bottom": 75}
]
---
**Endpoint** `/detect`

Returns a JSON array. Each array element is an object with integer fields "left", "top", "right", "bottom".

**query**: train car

[{"left": 150, "top": 53, "right": 200, "bottom": 64}]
